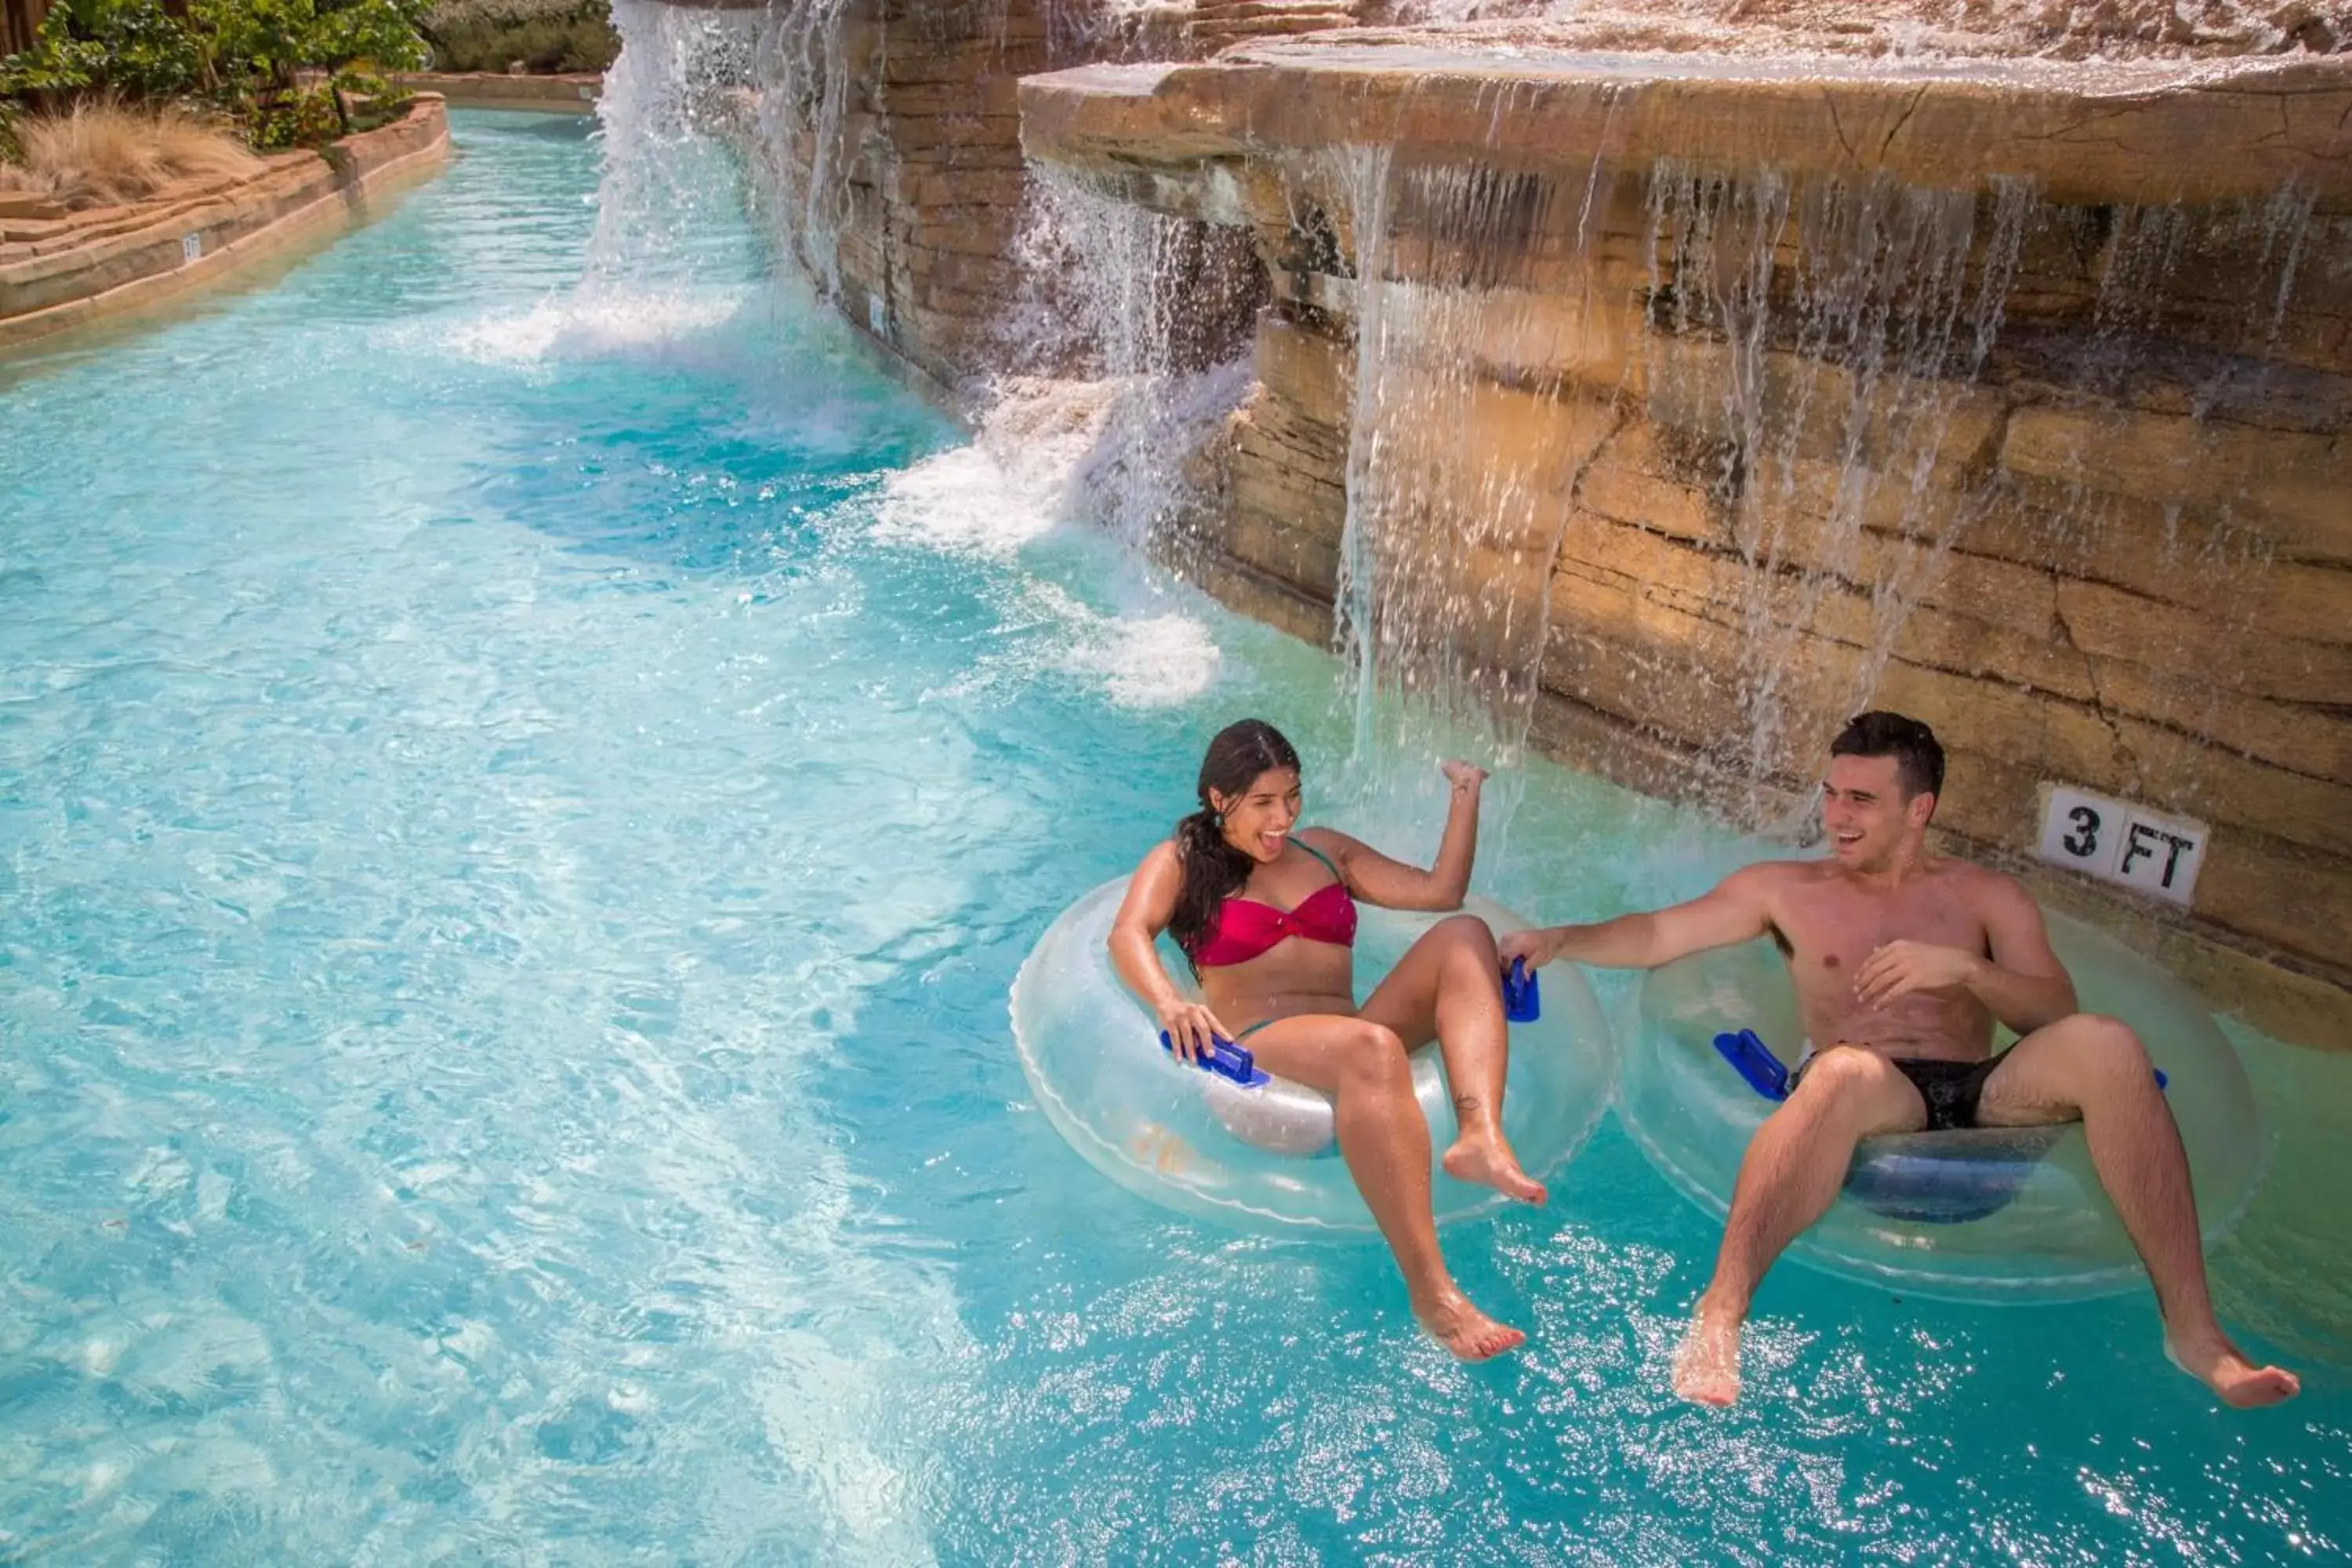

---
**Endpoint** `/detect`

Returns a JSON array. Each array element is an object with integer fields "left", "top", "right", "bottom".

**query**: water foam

[
  {"left": 441, "top": 289, "right": 753, "bottom": 366},
  {"left": 870, "top": 378, "right": 1121, "bottom": 557}
]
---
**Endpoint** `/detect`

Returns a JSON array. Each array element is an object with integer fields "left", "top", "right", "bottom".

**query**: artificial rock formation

[
  {"left": 631, "top": 0, "right": 2351, "bottom": 1044},
  {"left": 720, "top": 0, "right": 1357, "bottom": 390},
  {"left": 1020, "top": 33, "right": 2352, "bottom": 1047}
]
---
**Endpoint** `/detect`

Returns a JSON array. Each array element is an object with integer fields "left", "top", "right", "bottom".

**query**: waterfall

[
  {"left": 1329, "top": 141, "right": 1626, "bottom": 830},
  {"left": 1311, "top": 142, "right": 2336, "bottom": 843},
  {"left": 1639, "top": 164, "right": 2032, "bottom": 825},
  {"left": 601, "top": 0, "right": 2343, "bottom": 852},
  {"left": 586, "top": 1, "right": 2351, "bottom": 1050},
  {"left": 592, "top": 0, "right": 760, "bottom": 289},
  {"left": 743, "top": 0, "right": 860, "bottom": 302},
  {"left": 1004, "top": 171, "right": 1261, "bottom": 557}
]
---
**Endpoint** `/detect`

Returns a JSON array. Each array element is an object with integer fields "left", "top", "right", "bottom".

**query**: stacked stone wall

[
  {"left": 667, "top": 2, "right": 2352, "bottom": 1047},
  {"left": 1172, "top": 150, "right": 2352, "bottom": 1047},
  {"left": 752, "top": 0, "right": 1355, "bottom": 390},
  {"left": 757, "top": 0, "right": 1054, "bottom": 390}
]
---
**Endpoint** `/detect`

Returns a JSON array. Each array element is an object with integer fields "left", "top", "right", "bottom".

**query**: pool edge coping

[{"left": 0, "top": 96, "right": 453, "bottom": 359}]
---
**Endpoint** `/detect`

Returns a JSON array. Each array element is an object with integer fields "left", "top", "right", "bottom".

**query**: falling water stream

[{"left": 1636, "top": 164, "right": 2033, "bottom": 822}]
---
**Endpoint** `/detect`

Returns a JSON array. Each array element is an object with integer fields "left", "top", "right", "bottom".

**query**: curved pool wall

[
  {"left": 0, "top": 99, "right": 452, "bottom": 354},
  {"left": 2, "top": 101, "right": 2350, "bottom": 1563},
  {"left": 592, "top": 0, "right": 2352, "bottom": 1049},
  {"left": 1011, "top": 33, "right": 2352, "bottom": 1054}
]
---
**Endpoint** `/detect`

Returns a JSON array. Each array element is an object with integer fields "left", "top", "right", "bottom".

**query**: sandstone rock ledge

[
  {"left": 390, "top": 71, "right": 603, "bottom": 113},
  {"left": 1018, "top": 34, "right": 2352, "bottom": 1051},
  {"left": 0, "top": 96, "right": 452, "bottom": 354},
  {"left": 1023, "top": 41, "right": 2352, "bottom": 213}
]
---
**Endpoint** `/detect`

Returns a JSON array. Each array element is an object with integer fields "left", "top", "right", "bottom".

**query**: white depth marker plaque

[{"left": 2035, "top": 784, "right": 2208, "bottom": 908}]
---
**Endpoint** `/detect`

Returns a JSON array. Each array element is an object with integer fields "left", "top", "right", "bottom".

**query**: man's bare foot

[
  {"left": 1673, "top": 1298, "right": 1744, "bottom": 1406},
  {"left": 1442, "top": 1132, "right": 1547, "bottom": 1204},
  {"left": 2166, "top": 1333, "right": 2301, "bottom": 1408},
  {"left": 1413, "top": 1291, "right": 1526, "bottom": 1362}
]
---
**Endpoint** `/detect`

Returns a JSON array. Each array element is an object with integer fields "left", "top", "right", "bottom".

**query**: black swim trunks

[
  {"left": 1890, "top": 1055, "right": 2005, "bottom": 1132},
  {"left": 1788, "top": 1051, "right": 2007, "bottom": 1131}
]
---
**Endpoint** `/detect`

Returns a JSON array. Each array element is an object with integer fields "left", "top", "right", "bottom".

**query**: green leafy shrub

[
  {"left": 418, "top": 0, "right": 615, "bottom": 74},
  {"left": 1, "top": 0, "right": 431, "bottom": 157},
  {"left": 2, "top": 0, "right": 205, "bottom": 101},
  {"left": 245, "top": 82, "right": 341, "bottom": 148},
  {"left": 193, "top": 0, "right": 430, "bottom": 95}
]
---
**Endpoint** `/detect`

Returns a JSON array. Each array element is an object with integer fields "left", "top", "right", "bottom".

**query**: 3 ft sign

[{"left": 2034, "top": 785, "right": 2209, "bottom": 908}]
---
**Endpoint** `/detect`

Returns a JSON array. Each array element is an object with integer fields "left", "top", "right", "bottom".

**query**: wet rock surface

[{"left": 1014, "top": 25, "right": 2352, "bottom": 1045}]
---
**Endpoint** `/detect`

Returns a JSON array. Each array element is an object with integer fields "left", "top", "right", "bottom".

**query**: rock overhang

[{"left": 1019, "top": 40, "right": 2352, "bottom": 212}]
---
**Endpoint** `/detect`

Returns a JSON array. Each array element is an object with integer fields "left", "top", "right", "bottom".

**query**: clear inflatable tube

[
  {"left": 1011, "top": 879, "right": 1617, "bottom": 1233},
  {"left": 1620, "top": 912, "right": 2267, "bottom": 1301}
]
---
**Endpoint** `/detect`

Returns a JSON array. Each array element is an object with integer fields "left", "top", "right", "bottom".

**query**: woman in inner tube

[{"left": 1107, "top": 717, "right": 1539, "bottom": 1361}]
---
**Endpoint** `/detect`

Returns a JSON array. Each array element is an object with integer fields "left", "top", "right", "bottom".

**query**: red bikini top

[{"left": 1189, "top": 838, "right": 1359, "bottom": 967}]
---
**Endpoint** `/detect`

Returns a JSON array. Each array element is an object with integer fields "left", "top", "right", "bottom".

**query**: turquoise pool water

[{"left": 1, "top": 110, "right": 2346, "bottom": 1564}]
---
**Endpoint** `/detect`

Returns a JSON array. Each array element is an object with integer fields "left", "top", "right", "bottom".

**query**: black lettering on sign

[
  {"left": 2159, "top": 831, "right": 2196, "bottom": 888},
  {"left": 2063, "top": 805, "right": 2101, "bottom": 860},
  {"left": 2120, "top": 822, "right": 2161, "bottom": 877}
]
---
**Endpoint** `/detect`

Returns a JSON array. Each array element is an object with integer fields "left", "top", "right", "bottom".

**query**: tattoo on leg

[{"left": 1453, "top": 1094, "right": 1484, "bottom": 1116}]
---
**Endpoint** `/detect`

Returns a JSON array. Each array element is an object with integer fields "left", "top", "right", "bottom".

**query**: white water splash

[
  {"left": 869, "top": 377, "right": 1227, "bottom": 709},
  {"left": 1082, "top": 609, "right": 1225, "bottom": 708},
  {"left": 441, "top": 290, "right": 754, "bottom": 365},
  {"left": 872, "top": 378, "right": 1122, "bottom": 556}
]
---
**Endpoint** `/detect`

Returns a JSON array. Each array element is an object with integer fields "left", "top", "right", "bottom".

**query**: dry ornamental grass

[{"left": 0, "top": 100, "right": 264, "bottom": 212}]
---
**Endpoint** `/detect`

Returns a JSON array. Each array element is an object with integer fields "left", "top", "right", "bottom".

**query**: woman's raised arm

[{"left": 1302, "top": 760, "right": 1486, "bottom": 913}]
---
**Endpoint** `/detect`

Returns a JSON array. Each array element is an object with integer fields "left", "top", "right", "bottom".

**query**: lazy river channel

[{"left": 0, "top": 108, "right": 2346, "bottom": 1565}]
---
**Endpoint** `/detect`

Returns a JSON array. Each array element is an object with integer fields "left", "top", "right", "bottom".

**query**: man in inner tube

[{"left": 1500, "top": 710, "right": 2299, "bottom": 1410}]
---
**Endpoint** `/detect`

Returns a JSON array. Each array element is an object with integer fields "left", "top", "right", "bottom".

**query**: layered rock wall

[
  {"left": 1023, "top": 42, "right": 2352, "bottom": 1047},
  {"left": 793, "top": 0, "right": 1052, "bottom": 388},
  {"left": 630, "top": 1, "right": 2352, "bottom": 1044},
  {"left": 735, "top": 0, "right": 1356, "bottom": 390}
]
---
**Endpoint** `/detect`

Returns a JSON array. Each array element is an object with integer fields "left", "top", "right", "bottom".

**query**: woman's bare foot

[
  {"left": 1413, "top": 1290, "right": 1526, "bottom": 1362},
  {"left": 1442, "top": 1132, "right": 1546, "bottom": 1204},
  {"left": 1673, "top": 1297, "right": 1744, "bottom": 1406},
  {"left": 2165, "top": 1332, "right": 2301, "bottom": 1408}
]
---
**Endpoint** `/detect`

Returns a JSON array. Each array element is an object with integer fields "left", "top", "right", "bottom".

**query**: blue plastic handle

[
  {"left": 1714, "top": 1028, "right": 1793, "bottom": 1102},
  {"left": 1711, "top": 1029, "right": 2168, "bottom": 1103},
  {"left": 1159, "top": 1030, "right": 1271, "bottom": 1087},
  {"left": 1501, "top": 956, "right": 1541, "bottom": 1023}
]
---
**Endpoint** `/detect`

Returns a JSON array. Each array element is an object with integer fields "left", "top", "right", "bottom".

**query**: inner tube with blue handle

[{"left": 1618, "top": 913, "right": 2265, "bottom": 1301}]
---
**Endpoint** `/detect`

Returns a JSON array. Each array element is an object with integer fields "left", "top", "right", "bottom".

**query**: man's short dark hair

[{"left": 1830, "top": 710, "right": 1945, "bottom": 800}]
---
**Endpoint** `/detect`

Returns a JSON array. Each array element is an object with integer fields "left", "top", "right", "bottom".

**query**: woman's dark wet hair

[{"left": 1168, "top": 719, "right": 1301, "bottom": 971}]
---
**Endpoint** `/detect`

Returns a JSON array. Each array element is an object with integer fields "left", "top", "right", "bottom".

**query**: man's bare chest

[{"left": 1769, "top": 878, "right": 1988, "bottom": 984}]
